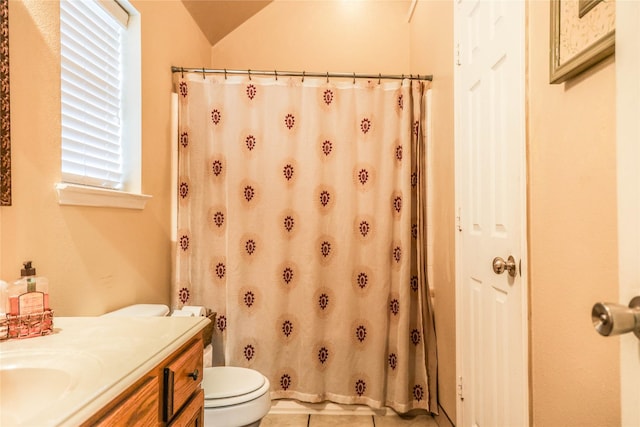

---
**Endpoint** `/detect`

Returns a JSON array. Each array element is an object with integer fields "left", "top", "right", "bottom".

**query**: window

[{"left": 59, "top": 0, "right": 146, "bottom": 208}]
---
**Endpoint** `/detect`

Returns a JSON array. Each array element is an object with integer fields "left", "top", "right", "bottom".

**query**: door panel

[{"left": 455, "top": 1, "right": 527, "bottom": 426}]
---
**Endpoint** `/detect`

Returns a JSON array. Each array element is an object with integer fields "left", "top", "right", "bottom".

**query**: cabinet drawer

[
  {"left": 168, "top": 388, "right": 204, "bottom": 427},
  {"left": 163, "top": 338, "right": 203, "bottom": 421}
]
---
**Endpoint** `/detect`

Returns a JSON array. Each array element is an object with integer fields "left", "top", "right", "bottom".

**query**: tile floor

[{"left": 261, "top": 413, "right": 437, "bottom": 427}]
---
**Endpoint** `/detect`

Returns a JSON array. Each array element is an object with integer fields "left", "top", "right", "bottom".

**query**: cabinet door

[
  {"left": 163, "top": 338, "right": 203, "bottom": 421},
  {"left": 168, "top": 388, "right": 204, "bottom": 427},
  {"left": 95, "top": 376, "right": 158, "bottom": 426}
]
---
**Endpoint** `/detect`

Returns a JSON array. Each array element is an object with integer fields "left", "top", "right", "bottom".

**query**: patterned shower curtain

[{"left": 173, "top": 73, "right": 437, "bottom": 413}]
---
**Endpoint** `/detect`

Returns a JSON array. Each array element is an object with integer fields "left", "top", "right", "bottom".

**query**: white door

[
  {"left": 616, "top": 1, "right": 640, "bottom": 425},
  {"left": 454, "top": 1, "right": 528, "bottom": 426}
]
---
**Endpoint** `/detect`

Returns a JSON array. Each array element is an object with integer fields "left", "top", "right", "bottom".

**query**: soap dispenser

[{"left": 7, "top": 261, "right": 49, "bottom": 315}]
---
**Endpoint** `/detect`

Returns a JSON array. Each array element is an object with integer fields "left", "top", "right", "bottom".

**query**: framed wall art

[
  {"left": 1, "top": 0, "right": 11, "bottom": 206},
  {"left": 549, "top": 0, "right": 615, "bottom": 84}
]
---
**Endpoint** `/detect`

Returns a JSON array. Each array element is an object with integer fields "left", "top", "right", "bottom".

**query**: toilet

[{"left": 104, "top": 304, "right": 272, "bottom": 427}]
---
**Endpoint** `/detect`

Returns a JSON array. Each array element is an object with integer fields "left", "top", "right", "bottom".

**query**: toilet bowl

[
  {"left": 103, "top": 304, "right": 272, "bottom": 427},
  {"left": 203, "top": 366, "right": 271, "bottom": 427}
]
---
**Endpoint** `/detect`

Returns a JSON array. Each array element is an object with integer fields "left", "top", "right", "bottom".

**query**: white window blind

[{"left": 61, "top": 0, "right": 125, "bottom": 190}]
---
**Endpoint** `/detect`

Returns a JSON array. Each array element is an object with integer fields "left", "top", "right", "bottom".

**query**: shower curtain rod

[{"left": 171, "top": 66, "right": 433, "bottom": 82}]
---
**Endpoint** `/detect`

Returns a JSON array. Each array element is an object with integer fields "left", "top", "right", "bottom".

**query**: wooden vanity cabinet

[{"left": 83, "top": 333, "right": 204, "bottom": 427}]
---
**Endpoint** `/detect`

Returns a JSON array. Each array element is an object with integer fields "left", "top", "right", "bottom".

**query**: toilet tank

[{"left": 102, "top": 304, "right": 170, "bottom": 317}]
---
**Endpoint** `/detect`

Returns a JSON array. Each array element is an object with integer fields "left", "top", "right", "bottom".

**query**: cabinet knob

[{"left": 187, "top": 368, "right": 199, "bottom": 381}]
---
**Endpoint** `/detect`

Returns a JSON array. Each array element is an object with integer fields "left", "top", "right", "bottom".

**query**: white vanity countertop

[{"left": 0, "top": 316, "right": 209, "bottom": 427}]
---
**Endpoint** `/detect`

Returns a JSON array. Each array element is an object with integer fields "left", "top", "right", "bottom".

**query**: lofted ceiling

[{"left": 181, "top": 0, "right": 274, "bottom": 46}]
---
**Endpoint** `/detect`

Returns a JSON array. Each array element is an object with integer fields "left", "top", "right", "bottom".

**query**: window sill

[{"left": 55, "top": 183, "right": 152, "bottom": 210}]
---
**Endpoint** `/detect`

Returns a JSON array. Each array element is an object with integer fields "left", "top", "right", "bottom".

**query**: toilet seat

[{"left": 203, "top": 367, "right": 270, "bottom": 408}]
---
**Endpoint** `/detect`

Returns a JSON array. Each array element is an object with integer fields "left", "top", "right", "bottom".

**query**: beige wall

[
  {"left": 2, "top": 0, "right": 211, "bottom": 315},
  {"left": 211, "top": 0, "right": 410, "bottom": 73},
  {"left": 528, "top": 2, "right": 619, "bottom": 426},
  {"left": 409, "top": 1, "right": 456, "bottom": 423},
  {"left": 408, "top": 1, "right": 620, "bottom": 424}
]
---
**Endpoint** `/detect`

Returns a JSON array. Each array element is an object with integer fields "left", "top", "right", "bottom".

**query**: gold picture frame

[
  {"left": 549, "top": 0, "right": 615, "bottom": 84},
  {"left": 1, "top": 0, "right": 10, "bottom": 206},
  {"left": 578, "top": 0, "right": 600, "bottom": 18}
]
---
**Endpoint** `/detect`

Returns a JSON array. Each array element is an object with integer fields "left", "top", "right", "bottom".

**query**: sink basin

[{"left": 0, "top": 350, "right": 103, "bottom": 426}]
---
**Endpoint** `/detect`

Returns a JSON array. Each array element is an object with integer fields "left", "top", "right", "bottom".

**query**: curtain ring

[
  {"left": 353, "top": 72, "right": 356, "bottom": 84},
  {"left": 378, "top": 73, "right": 382, "bottom": 85},
  {"left": 224, "top": 69, "right": 227, "bottom": 80},
  {"left": 302, "top": 71, "right": 305, "bottom": 83},
  {"left": 326, "top": 72, "right": 329, "bottom": 84},
  {"left": 402, "top": 74, "right": 405, "bottom": 81},
  {"left": 274, "top": 70, "right": 278, "bottom": 81},
  {"left": 180, "top": 67, "right": 184, "bottom": 79},
  {"left": 202, "top": 67, "right": 206, "bottom": 79},
  {"left": 248, "top": 69, "right": 251, "bottom": 80}
]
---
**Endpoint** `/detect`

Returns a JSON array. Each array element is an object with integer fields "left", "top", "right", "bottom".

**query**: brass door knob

[{"left": 492, "top": 255, "right": 517, "bottom": 277}]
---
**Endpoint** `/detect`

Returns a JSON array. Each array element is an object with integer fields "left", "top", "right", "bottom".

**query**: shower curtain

[{"left": 173, "top": 73, "right": 437, "bottom": 413}]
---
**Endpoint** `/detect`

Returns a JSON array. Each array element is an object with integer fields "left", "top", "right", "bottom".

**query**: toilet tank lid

[{"left": 102, "top": 304, "right": 170, "bottom": 317}]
